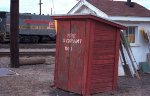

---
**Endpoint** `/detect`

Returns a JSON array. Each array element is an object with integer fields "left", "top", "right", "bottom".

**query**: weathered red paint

[{"left": 52, "top": 14, "right": 126, "bottom": 96}]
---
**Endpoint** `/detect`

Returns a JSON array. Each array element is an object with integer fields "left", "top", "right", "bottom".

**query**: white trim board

[
  {"left": 68, "top": 0, "right": 108, "bottom": 18},
  {"left": 109, "top": 16, "right": 150, "bottom": 22}
]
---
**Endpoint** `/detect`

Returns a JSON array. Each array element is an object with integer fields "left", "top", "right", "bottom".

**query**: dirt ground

[{"left": 0, "top": 56, "right": 150, "bottom": 96}]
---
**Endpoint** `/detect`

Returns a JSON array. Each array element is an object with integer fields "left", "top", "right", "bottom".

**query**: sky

[{"left": 0, "top": 0, "right": 150, "bottom": 15}]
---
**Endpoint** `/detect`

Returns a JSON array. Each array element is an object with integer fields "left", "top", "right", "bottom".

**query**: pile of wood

[{"left": 19, "top": 57, "right": 46, "bottom": 65}]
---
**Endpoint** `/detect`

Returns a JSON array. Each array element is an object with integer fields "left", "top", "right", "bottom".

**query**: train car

[{"left": 0, "top": 11, "right": 56, "bottom": 43}]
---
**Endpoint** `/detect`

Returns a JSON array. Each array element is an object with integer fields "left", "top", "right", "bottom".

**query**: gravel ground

[
  {"left": 0, "top": 56, "right": 150, "bottom": 96},
  {"left": 0, "top": 56, "right": 55, "bottom": 96}
]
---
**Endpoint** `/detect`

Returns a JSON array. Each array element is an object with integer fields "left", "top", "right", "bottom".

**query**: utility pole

[
  {"left": 51, "top": 8, "right": 52, "bottom": 15},
  {"left": 39, "top": 0, "right": 43, "bottom": 15},
  {"left": 10, "top": 0, "right": 19, "bottom": 68}
]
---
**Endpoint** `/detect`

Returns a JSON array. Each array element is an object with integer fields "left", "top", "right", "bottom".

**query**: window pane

[{"left": 124, "top": 26, "right": 136, "bottom": 43}]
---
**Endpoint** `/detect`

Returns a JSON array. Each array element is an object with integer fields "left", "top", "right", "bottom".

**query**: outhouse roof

[{"left": 51, "top": 14, "right": 127, "bottom": 30}]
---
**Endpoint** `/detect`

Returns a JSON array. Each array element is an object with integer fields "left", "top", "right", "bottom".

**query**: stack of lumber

[{"left": 19, "top": 57, "right": 46, "bottom": 65}]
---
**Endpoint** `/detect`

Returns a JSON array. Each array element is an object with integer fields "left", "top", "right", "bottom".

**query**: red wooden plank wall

[
  {"left": 68, "top": 21, "right": 85, "bottom": 93},
  {"left": 55, "top": 20, "right": 87, "bottom": 94},
  {"left": 89, "top": 21, "right": 117, "bottom": 93},
  {"left": 55, "top": 21, "right": 70, "bottom": 90}
]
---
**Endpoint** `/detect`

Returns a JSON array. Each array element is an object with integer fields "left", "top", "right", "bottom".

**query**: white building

[{"left": 68, "top": 0, "right": 150, "bottom": 76}]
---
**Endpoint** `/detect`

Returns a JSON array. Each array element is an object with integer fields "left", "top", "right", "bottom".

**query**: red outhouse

[{"left": 52, "top": 14, "right": 126, "bottom": 95}]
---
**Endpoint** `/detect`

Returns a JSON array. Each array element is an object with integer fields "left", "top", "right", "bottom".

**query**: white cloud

[
  {"left": 19, "top": 0, "right": 39, "bottom": 14},
  {"left": 0, "top": 0, "right": 149, "bottom": 14},
  {"left": 19, "top": 0, "right": 79, "bottom": 14},
  {"left": 0, "top": 0, "right": 10, "bottom": 12}
]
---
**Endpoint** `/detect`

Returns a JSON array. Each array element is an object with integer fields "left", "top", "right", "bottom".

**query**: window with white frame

[{"left": 124, "top": 26, "right": 137, "bottom": 43}]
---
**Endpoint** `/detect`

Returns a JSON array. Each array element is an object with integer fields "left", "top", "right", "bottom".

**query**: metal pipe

[
  {"left": 127, "top": 0, "right": 131, "bottom": 3},
  {"left": 127, "top": 0, "right": 131, "bottom": 6}
]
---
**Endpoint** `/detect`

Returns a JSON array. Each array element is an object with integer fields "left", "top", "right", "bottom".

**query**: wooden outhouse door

[{"left": 55, "top": 20, "right": 86, "bottom": 93}]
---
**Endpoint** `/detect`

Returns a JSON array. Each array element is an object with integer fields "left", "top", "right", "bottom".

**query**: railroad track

[
  {"left": 0, "top": 51, "right": 55, "bottom": 56},
  {"left": 0, "top": 44, "right": 56, "bottom": 49},
  {"left": 0, "top": 44, "right": 56, "bottom": 56}
]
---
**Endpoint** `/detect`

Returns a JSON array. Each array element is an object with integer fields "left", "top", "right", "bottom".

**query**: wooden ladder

[{"left": 120, "top": 31, "right": 140, "bottom": 79}]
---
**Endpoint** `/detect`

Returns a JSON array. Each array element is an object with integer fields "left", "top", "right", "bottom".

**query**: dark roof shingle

[{"left": 86, "top": 0, "right": 150, "bottom": 17}]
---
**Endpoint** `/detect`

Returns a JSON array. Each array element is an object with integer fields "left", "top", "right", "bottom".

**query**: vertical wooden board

[
  {"left": 112, "top": 29, "right": 120, "bottom": 90},
  {"left": 54, "top": 20, "right": 60, "bottom": 86},
  {"left": 55, "top": 21, "right": 70, "bottom": 90},
  {"left": 68, "top": 20, "right": 86, "bottom": 93},
  {"left": 87, "top": 21, "right": 95, "bottom": 95},
  {"left": 90, "top": 23, "right": 117, "bottom": 94},
  {"left": 82, "top": 20, "right": 91, "bottom": 95}
]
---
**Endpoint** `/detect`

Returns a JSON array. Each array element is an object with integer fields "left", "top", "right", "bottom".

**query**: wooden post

[{"left": 10, "top": 0, "right": 19, "bottom": 68}]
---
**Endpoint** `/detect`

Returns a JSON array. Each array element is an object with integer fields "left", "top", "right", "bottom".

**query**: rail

[
  {"left": 0, "top": 44, "right": 56, "bottom": 49},
  {"left": 0, "top": 51, "right": 55, "bottom": 56}
]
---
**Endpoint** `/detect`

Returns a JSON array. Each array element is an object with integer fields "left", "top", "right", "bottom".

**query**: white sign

[
  {"left": 63, "top": 33, "right": 82, "bottom": 52},
  {"left": 63, "top": 39, "right": 82, "bottom": 44}
]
